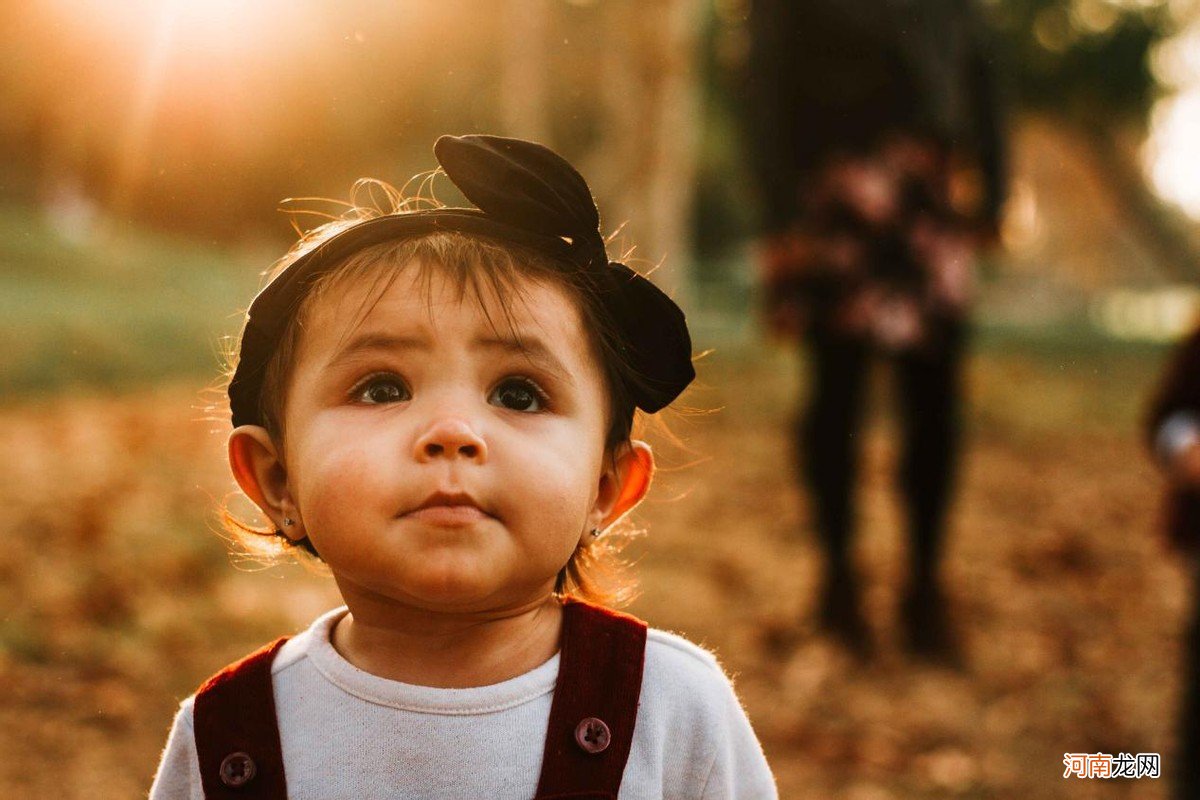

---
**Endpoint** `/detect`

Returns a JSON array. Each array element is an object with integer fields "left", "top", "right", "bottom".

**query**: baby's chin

[{"left": 376, "top": 557, "right": 559, "bottom": 614}]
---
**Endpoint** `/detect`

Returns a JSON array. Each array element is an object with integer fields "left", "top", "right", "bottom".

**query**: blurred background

[{"left": 2, "top": 0, "right": 1200, "bottom": 796}]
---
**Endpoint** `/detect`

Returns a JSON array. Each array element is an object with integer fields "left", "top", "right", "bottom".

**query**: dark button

[
  {"left": 219, "top": 752, "right": 257, "bottom": 788},
  {"left": 574, "top": 717, "right": 611, "bottom": 754}
]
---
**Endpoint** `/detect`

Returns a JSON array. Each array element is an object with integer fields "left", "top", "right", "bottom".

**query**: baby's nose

[{"left": 414, "top": 417, "right": 488, "bottom": 463}]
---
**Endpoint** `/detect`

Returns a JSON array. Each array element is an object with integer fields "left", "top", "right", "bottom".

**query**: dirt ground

[{"left": 0, "top": 342, "right": 1186, "bottom": 798}]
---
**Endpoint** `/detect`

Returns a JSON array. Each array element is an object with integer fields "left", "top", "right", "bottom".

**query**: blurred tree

[
  {"left": 500, "top": 0, "right": 552, "bottom": 144},
  {"left": 988, "top": 0, "right": 1167, "bottom": 120},
  {"left": 0, "top": 0, "right": 703, "bottom": 290},
  {"left": 977, "top": 0, "right": 1199, "bottom": 277},
  {"left": 580, "top": 0, "right": 702, "bottom": 296}
]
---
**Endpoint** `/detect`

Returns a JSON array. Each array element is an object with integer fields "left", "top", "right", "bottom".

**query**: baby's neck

[{"left": 330, "top": 594, "right": 564, "bottom": 688}]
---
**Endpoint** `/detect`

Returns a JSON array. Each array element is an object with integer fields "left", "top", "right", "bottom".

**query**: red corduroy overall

[{"left": 192, "top": 600, "right": 647, "bottom": 799}]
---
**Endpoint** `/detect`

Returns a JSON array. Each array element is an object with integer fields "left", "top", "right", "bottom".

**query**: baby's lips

[
  {"left": 400, "top": 489, "right": 497, "bottom": 522},
  {"left": 405, "top": 504, "right": 491, "bottom": 527}
]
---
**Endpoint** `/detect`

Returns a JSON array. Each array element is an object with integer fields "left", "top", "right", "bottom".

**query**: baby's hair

[{"left": 220, "top": 180, "right": 650, "bottom": 606}]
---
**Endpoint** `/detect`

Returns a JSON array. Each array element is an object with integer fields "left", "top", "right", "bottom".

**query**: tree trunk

[
  {"left": 500, "top": 0, "right": 552, "bottom": 144},
  {"left": 588, "top": 0, "right": 701, "bottom": 303}
]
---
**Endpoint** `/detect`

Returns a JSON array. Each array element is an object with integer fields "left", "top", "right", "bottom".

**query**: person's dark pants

[
  {"left": 1178, "top": 562, "right": 1200, "bottom": 798},
  {"left": 797, "top": 321, "right": 966, "bottom": 595}
]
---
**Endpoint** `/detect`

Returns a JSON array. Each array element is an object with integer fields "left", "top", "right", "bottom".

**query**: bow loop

[
  {"left": 602, "top": 263, "right": 695, "bottom": 413},
  {"left": 435, "top": 135, "right": 604, "bottom": 263}
]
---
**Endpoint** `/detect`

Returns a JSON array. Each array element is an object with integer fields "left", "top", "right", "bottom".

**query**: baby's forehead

[{"left": 295, "top": 257, "right": 593, "bottom": 362}]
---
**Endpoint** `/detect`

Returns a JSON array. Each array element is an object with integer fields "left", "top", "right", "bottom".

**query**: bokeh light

[
  {"left": 1145, "top": 15, "right": 1200, "bottom": 219},
  {"left": 1145, "top": 88, "right": 1200, "bottom": 219}
]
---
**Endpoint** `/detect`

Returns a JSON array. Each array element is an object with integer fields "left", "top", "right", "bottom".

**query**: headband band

[{"left": 228, "top": 134, "right": 695, "bottom": 426}]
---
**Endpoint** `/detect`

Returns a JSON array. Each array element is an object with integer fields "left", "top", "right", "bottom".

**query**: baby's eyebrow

[
  {"left": 326, "top": 333, "right": 429, "bottom": 367},
  {"left": 324, "top": 330, "right": 575, "bottom": 385},
  {"left": 474, "top": 335, "right": 574, "bottom": 385}
]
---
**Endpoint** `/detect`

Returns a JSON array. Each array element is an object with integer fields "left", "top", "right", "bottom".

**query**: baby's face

[{"left": 278, "top": 261, "right": 613, "bottom": 613}]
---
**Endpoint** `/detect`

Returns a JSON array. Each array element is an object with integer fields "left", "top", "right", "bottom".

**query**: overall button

[
  {"left": 219, "top": 752, "right": 257, "bottom": 787},
  {"left": 574, "top": 717, "right": 611, "bottom": 754}
]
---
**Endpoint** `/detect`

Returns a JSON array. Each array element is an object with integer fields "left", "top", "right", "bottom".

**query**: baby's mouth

[{"left": 405, "top": 492, "right": 492, "bottom": 527}]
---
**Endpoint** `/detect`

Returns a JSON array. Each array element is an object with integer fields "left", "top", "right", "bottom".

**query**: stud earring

[
  {"left": 283, "top": 517, "right": 295, "bottom": 528},
  {"left": 590, "top": 527, "right": 601, "bottom": 538}
]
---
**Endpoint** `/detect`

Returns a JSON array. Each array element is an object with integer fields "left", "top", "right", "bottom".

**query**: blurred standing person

[
  {"left": 742, "top": 0, "right": 1006, "bottom": 658},
  {"left": 1146, "top": 327, "right": 1200, "bottom": 799}
]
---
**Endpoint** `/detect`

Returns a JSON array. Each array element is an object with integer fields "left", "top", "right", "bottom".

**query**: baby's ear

[
  {"left": 592, "top": 440, "right": 654, "bottom": 532},
  {"left": 228, "top": 426, "right": 301, "bottom": 539}
]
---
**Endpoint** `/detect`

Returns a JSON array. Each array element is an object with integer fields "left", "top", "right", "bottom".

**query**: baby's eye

[
  {"left": 354, "top": 374, "right": 411, "bottom": 405},
  {"left": 488, "top": 377, "right": 547, "bottom": 413}
]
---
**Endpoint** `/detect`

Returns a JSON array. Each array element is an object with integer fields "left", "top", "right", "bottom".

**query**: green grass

[{"left": 0, "top": 203, "right": 264, "bottom": 396}]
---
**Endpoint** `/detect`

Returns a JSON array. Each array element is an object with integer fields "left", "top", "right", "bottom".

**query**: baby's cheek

[
  {"left": 297, "top": 441, "right": 392, "bottom": 519},
  {"left": 521, "top": 466, "right": 596, "bottom": 547}
]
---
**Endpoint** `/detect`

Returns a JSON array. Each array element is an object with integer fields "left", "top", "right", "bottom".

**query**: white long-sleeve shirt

[{"left": 149, "top": 607, "right": 777, "bottom": 799}]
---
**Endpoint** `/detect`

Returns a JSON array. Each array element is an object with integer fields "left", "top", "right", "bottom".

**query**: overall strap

[
  {"left": 193, "top": 637, "right": 290, "bottom": 799},
  {"left": 535, "top": 600, "right": 648, "bottom": 800}
]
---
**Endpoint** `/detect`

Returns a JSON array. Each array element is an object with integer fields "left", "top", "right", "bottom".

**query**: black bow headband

[{"left": 228, "top": 134, "right": 694, "bottom": 427}]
